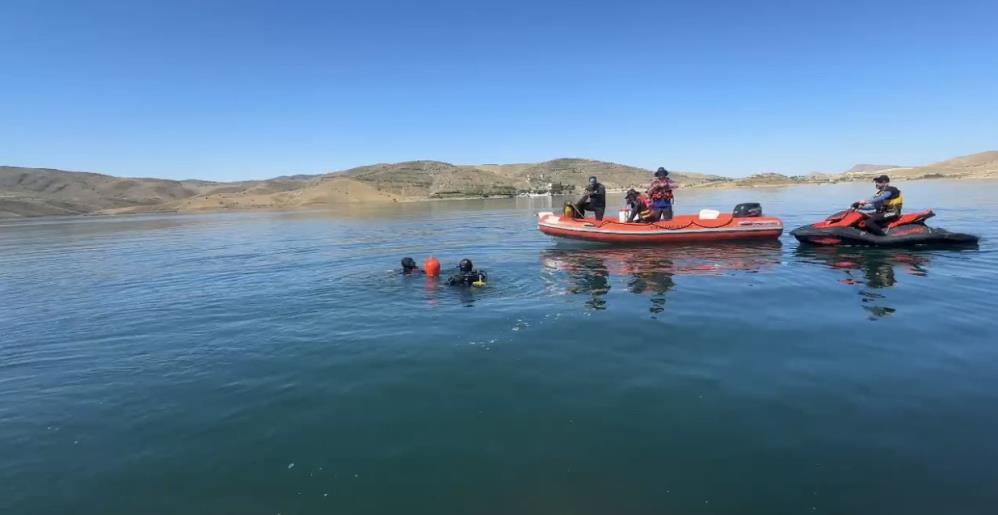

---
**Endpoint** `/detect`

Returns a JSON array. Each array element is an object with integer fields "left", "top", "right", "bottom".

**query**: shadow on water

[
  {"left": 541, "top": 241, "right": 782, "bottom": 316},
  {"left": 794, "top": 246, "right": 934, "bottom": 320}
]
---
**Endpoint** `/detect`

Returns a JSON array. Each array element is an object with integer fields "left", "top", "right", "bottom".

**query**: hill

[
  {"left": 2, "top": 151, "right": 996, "bottom": 218},
  {"left": 0, "top": 166, "right": 198, "bottom": 217},
  {"left": 844, "top": 164, "right": 903, "bottom": 175},
  {"left": 831, "top": 152, "right": 998, "bottom": 182}
]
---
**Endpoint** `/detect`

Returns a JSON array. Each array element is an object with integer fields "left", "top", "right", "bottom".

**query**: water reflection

[
  {"left": 561, "top": 253, "right": 612, "bottom": 310},
  {"left": 796, "top": 247, "right": 931, "bottom": 320},
  {"left": 542, "top": 243, "right": 781, "bottom": 315}
]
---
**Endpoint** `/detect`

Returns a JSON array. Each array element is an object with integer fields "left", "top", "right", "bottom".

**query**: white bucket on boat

[
  {"left": 618, "top": 209, "right": 629, "bottom": 222},
  {"left": 699, "top": 209, "right": 721, "bottom": 220}
]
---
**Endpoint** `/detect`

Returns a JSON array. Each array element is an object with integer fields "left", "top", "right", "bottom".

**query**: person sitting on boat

[
  {"left": 854, "top": 175, "right": 903, "bottom": 236},
  {"left": 448, "top": 258, "right": 487, "bottom": 287},
  {"left": 624, "top": 189, "right": 654, "bottom": 223},
  {"left": 646, "top": 167, "right": 676, "bottom": 221},
  {"left": 574, "top": 176, "right": 607, "bottom": 221}
]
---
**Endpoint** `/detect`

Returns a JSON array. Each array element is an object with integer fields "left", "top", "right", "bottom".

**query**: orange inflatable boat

[{"left": 537, "top": 203, "right": 783, "bottom": 244}]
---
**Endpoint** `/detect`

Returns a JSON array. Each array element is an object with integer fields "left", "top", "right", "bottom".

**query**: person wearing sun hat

[{"left": 646, "top": 167, "right": 676, "bottom": 221}]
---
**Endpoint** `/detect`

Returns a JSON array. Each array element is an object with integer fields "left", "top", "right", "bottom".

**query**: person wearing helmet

[
  {"left": 448, "top": 258, "right": 488, "bottom": 287},
  {"left": 624, "top": 189, "right": 654, "bottom": 223},
  {"left": 854, "top": 175, "right": 903, "bottom": 236},
  {"left": 573, "top": 176, "right": 607, "bottom": 220},
  {"left": 646, "top": 167, "right": 676, "bottom": 221},
  {"left": 400, "top": 256, "right": 421, "bottom": 275}
]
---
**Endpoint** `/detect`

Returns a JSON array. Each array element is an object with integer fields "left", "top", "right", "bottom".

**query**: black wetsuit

[
  {"left": 575, "top": 183, "right": 606, "bottom": 221},
  {"left": 447, "top": 270, "right": 487, "bottom": 286}
]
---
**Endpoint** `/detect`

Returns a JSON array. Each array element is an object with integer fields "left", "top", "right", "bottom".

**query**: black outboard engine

[{"left": 733, "top": 202, "right": 763, "bottom": 217}]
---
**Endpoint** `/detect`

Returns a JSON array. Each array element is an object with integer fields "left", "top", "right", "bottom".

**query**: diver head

[
  {"left": 874, "top": 175, "right": 890, "bottom": 190},
  {"left": 588, "top": 176, "right": 598, "bottom": 188},
  {"left": 655, "top": 167, "right": 669, "bottom": 178},
  {"left": 459, "top": 258, "right": 474, "bottom": 273},
  {"left": 401, "top": 257, "right": 418, "bottom": 273}
]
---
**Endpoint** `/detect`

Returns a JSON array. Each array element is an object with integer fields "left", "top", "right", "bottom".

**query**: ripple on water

[{"left": 3, "top": 184, "right": 998, "bottom": 514}]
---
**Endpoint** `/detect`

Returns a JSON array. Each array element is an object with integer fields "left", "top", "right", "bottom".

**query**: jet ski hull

[{"left": 792, "top": 224, "right": 979, "bottom": 247}]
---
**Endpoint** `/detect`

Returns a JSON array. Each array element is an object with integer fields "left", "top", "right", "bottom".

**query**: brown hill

[
  {"left": 481, "top": 158, "right": 727, "bottom": 191},
  {"left": 0, "top": 166, "right": 198, "bottom": 217},
  {"left": 836, "top": 152, "right": 998, "bottom": 182},
  {"left": 338, "top": 161, "right": 518, "bottom": 198},
  {"left": 920, "top": 151, "right": 998, "bottom": 178},
  {"left": 929, "top": 151, "right": 998, "bottom": 169},
  {"left": 2, "top": 151, "right": 996, "bottom": 218},
  {"left": 845, "top": 164, "right": 903, "bottom": 174},
  {"left": 132, "top": 176, "right": 399, "bottom": 215}
]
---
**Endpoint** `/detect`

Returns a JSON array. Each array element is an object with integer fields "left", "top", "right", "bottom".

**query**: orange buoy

[{"left": 423, "top": 256, "right": 440, "bottom": 277}]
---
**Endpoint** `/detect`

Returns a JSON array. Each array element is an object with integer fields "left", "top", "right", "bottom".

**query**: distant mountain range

[{"left": 2, "top": 151, "right": 996, "bottom": 218}]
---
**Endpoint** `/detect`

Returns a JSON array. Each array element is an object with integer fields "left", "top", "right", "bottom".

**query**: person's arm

[
  {"left": 857, "top": 190, "right": 891, "bottom": 209},
  {"left": 626, "top": 202, "right": 638, "bottom": 222}
]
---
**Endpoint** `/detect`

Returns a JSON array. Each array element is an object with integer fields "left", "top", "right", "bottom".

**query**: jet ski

[{"left": 792, "top": 208, "right": 979, "bottom": 247}]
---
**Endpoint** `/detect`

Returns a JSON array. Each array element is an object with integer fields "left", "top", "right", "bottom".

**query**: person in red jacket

[
  {"left": 624, "top": 189, "right": 654, "bottom": 223},
  {"left": 646, "top": 167, "right": 676, "bottom": 221}
]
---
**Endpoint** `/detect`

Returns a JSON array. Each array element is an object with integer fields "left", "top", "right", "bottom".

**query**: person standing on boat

[
  {"left": 646, "top": 167, "right": 676, "bottom": 221},
  {"left": 625, "top": 189, "right": 654, "bottom": 223},
  {"left": 854, "top": 175, "right": 903, "bottom": 236},
  {"left": 574, "top": 176, "right": 607, "bottom": 220}
]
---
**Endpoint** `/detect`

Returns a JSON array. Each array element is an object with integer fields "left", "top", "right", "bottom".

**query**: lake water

[{"left": 2, "top": 181, "right": 997, "bottom": 515}]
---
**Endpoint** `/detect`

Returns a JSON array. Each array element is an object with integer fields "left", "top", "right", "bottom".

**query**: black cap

[
  {"left": 625, "top": 188, "right": 639, "bottom": 198},
  {"left": 655, "top": 167, "right": 669, "bottom": 177},
  {"left": 873, "top": 175, "right": 890, "bottom": 183},
  {"left": 459, "top": 258, "right": 473, "bottom": 272}
]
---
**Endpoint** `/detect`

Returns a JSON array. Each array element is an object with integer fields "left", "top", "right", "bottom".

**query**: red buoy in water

[{"left": 423, "top": 256, "right": 440, "bottom": 277}]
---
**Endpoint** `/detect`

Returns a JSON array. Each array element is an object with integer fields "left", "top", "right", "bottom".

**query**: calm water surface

[{"left": 2, "top": 181, "right": 997, "bottom": 514}]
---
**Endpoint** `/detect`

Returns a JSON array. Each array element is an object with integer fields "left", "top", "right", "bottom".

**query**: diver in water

[
  {"left": 401, "top": 257, "right": 421, "bottom": 275},
  {"left": 447, "top": 258, "right": 487, "bottom": 287}
]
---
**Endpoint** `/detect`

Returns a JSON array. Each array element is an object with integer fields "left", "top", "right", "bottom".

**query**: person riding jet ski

[{"left": 853, "top": 175, "right": 903, "bottom": 235}]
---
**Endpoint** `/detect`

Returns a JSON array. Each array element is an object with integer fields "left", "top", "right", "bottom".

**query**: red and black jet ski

[{"left": 792, "top": 208, "right": 979, "bottom": 247}]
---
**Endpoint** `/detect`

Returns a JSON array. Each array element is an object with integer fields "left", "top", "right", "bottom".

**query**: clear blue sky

[{"left": 2, "top": 0, "right": 996, "bottom": 180}]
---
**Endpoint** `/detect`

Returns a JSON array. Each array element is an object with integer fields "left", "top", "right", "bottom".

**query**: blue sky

[{"left": 2, "top": 0, "right": 996, "bottom": 180}]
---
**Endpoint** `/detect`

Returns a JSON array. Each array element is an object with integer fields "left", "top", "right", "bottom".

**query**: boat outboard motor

[{"left": 733, "top": 203, "right": 763, "bottom": 217}]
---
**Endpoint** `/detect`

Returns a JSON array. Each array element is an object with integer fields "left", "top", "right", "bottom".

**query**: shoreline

[
  {"left": 4, "top": 152, "right": 996, "bottom": 219},
  {"left": 3, "top": 175, "right": 996, "bottom": 221}
]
